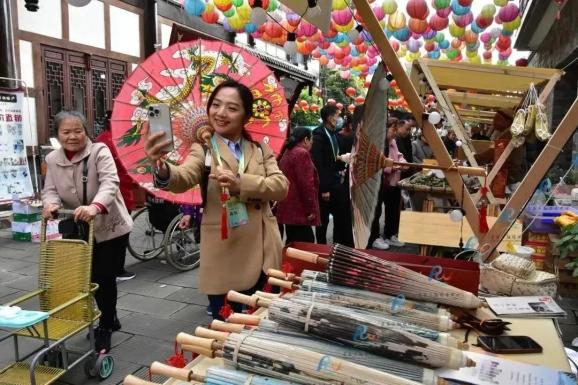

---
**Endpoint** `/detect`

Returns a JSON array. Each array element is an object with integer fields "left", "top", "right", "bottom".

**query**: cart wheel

[
  {"left": 84, "top": 354, "right": 98, "bottom": 377},
  {"left": 96, "top": 354, "right": 114, "bottom": 379},
  {"left": 128, "top": 207, "right": 165, "bottom": 260},
  {"left": 164, "top": 214, "right": 200, "bottom": 271}
]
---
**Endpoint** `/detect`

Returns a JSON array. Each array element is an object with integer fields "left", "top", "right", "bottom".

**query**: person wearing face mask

[{"left": 310, "top": 104, "right": 354, "bottom": 247}]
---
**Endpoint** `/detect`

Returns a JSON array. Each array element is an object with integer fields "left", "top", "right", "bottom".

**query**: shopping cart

[{"left": 0, "top": 210, "right": 114, "bottom": 384}]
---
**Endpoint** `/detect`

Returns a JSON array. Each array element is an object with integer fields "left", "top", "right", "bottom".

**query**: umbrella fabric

[
  {"left": 111, "top": 39, "right": 289, "bottom": 204},
  {"left": 350, "top": 62, "right": 387, "bottom": 248}
]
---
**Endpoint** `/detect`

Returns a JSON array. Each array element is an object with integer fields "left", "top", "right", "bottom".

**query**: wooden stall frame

[{"left": 353, "top": 0, "right": 483, "bottom": 237}]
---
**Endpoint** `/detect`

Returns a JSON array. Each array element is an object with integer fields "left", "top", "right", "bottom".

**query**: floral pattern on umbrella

[{"left": 111, "top": 39, "right": 289, "bottom": 205}]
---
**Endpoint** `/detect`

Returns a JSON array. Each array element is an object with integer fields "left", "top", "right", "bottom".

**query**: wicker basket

[
  {"left": 480, "top": 261, "right": 557, "bottom": 297},
  {"left": 398, "top": 173, "right": 453, "bottom": 194}
]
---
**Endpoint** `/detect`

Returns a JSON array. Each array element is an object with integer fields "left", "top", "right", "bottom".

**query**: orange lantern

[
  {"left": 355, "top": 95, "right": 365, "bottom": 104},
  {"left": 318, "top": 56, "right": 329, "bottom": 65},
  {"left": 390, "top": 80, "right": 397, "bottom": 87},
  {"left": 310, "top": 103, "right": 320, "bottom": 112},
  {"left": 299, "top": 100, "right": 309, "bottom": 108}
]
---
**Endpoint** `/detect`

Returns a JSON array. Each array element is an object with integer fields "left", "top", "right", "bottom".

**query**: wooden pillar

[{"left": 0, "top": 0, "right": 17, "bottom": 88}]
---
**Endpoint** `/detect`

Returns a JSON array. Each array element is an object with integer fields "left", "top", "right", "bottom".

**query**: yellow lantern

[
  {"left": 382, "top": 0, "right": 398, "bottom": 15},
  {"left": 388, "top": 10, "right": 406, "bottom": 31},
  {"left": 335, "top": 19, "right": 354, "bottom": 33},
  {"left": 449, "top": 22, "right": 465, "bottom": 38},
  {"left": 332, "top": 0, "right": 348, "bottom": 10}
]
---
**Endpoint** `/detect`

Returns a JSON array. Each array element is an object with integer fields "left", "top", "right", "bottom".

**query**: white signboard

[{"left": 0, "top": 91, "right": 34, "bottom": 202}]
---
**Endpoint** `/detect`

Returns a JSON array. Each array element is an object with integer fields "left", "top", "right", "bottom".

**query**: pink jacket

[{"left": 383, "top": 138, "right": 406, "bottom": 187}]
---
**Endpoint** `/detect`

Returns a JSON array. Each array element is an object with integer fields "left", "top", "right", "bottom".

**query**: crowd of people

[{"left": 40, "top": 82, "right": 450, "bottom": 355}]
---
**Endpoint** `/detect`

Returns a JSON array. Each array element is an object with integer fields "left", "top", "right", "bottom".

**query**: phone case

[
  {"left": 477, "top": 336, "right": 543, "bottom": 354},
  {"left": 148, "top": 103, "right": 174, "bottom": 153}
]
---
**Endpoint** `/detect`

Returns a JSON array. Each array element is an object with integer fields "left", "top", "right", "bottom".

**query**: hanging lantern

[
  {"left": 388, "top": 10, "right": 406, "bottom": 31},
  {"left": 436, "top": 6, "right": 451, "bottom": 17},
  {"left": 483, "top": 50, "right": 492, "bottom": 60},
  {"left": 463, "top": 30, "right": 478, "bottom": 45},
  {"left": 202, "top": 10, "right": 219, "bottom": 23},
  {"left": 336, "top": 102, "right": 344, "bottom": 109},
  {"left": 439, "top": 39, "right": 450, "bottom": 49},
  {"left": 332, "top": 9, "right": 352, "bottom": 25},
  {"left": 453, "top": 11, "right": 473, "bottom": 28},
  {"left": 347, "top": 104, "right": 356, "bottom": 113},
  {"left": 451, "top": 38, "right": 462, "bottom": 49},
  {"left": 214, "top": 0, "right": 233, "bottom": 12},
  {"left": 450, "top": 0, "right": 470, "bottom": 16},
  {"left": 493, "top": 0, "right": 508, "bottom": 7},
  {"left": 429, "top": 14, "right": 449, "bottom": 31},
  {"left": 299, "top": 100, "right": 309, "bottom": 108},
  {"left": 406, "top": 0, "right": 429, "bottom": 20},
  {"left": 498, "top": 3, "right": 520, "bottom": 23},
  {"left": 310, "top": 103, "right": 320, "bottom": 112},
  {"left": 332, "top": 0, "right": 347, "bottom": 10},
  {"left": 318, "top": 56, "right": 329, "bottom": 65},
  {"left": 393, "top": 26, "right": 411, "bottom": 41},
  {"left": 432, "top": 0, "right": 450, "bottom": 9},
  {"left": 475, "top": 16, "right": 493, "bottom": 30},
  {"left": 345, "top": 87, "right": 356, "bottom": 97},
  {"left": 449, "top": 21, "right": 465, "bottom": 38},
  {"left": 457, "top": 0, "right": 472, "bottom": 6},
  {"left": 355, "top": 95, "right": 365, "bottom": 104},
  {"left": 340, "top": 70, "right": 350, "bottom": 79},
  {"left": 481, "top": 4, "right": 496, "bottom": 18},
  {"left": 184, "top": 0, "right": 206, "bottom": 16},
  {"left": 408, "top": 18, "right": 428, "bottom": 34}
]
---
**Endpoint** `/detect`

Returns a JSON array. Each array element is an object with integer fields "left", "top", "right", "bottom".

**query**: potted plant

[{"left": 556, "top": 222, "right": 578, "bottom": 276}]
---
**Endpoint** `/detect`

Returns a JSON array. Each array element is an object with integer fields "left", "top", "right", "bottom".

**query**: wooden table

[
  {"left": 163, "top": 308, "right": 570, "bottom": 384},
  {"left": 398, "top": 211, "right": 523, "bottom": 255}
]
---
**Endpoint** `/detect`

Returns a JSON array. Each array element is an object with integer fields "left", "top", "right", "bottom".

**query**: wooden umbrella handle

[
  {"left": 123, "top": 375, "right": 161, "bottom": 385},
  {"left": 227, "top": 291, "right": 271, "bottom": 308},
  {"left": 176, "top": 332, "right": 216, "bottom": 349},
  {"left": 195, "top": 326, "right": 229, "bottom": 341},
  {"left": 254, "top": 290, "right": 281, "bottom": 299},
  {"left": 149, "top": 362, "right": 196, "bottom": 382},
  {"left": 285, "top": 248, "right": 329, "bottom": 265},
  {"left": 227, "top": 313, "right": 261, "bottom": 326},
  {"left": 181, "top": 344, "right": 218, "bottom": 358},
  {"left": 210, "top": 319, "right": 245, "bottom": 333},
  {"left": 267, "top": 268, "right": 297, "bottom": 281},
  {"left": 268, "top": 277, "right": 297, "bottom": 290}
]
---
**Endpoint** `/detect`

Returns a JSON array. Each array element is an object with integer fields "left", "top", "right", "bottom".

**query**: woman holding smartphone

[{"left": 143, "top": 80, "right": 289, "bottom": 319}]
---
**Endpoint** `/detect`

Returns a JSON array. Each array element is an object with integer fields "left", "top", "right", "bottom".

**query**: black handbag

[{"left": 58, "top": 157, "right": 90, "bottom": 241}]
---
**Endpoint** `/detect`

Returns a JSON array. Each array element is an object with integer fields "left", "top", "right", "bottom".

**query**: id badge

[{"left": 226, "top": 197, "right": 249, "bottom": 228}]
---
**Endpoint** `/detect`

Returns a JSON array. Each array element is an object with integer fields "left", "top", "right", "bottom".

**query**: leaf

[
  {"left": 572, "top": 267, "right": 578, "bottom": 277},
  {"left": 569, "top": 243, "right": 577, "bottom": 252},
  {"left": 565, "top": 261, "right": 575, "bottom": 269},
  {"left": 562, "top": 234, "right": 575, "bottom": 243}
]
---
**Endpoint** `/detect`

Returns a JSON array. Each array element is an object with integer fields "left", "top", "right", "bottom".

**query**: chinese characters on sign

[{"left": 0, "top": 92, "right": 34, "bottom": 202}]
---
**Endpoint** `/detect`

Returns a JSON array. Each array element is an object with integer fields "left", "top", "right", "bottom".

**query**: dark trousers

[
  {"left": 316, "top": 188, "right": 354, "bottom": 247},
  {"left": 116, "top": 209, "right": 131, "bottom": 276},
  {"left": 285, "top": 225, "right": 315, "bottom": 244},
  {"left": 208, "top": 273, "right": 268, "bottom": 321},
  {"left": 368, "top": 186, "right": 402, "bottom": 246},
  {"left": 93, "top": 233, "right": 128, "bottom": 329}
]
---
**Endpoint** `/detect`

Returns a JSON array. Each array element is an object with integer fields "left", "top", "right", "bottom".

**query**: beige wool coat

[
  {"left": 42, "top": 141, "right": 133, "bottom": 243},
  {"left": 166, "top": 137, "right": 288, "bottom": 294}
]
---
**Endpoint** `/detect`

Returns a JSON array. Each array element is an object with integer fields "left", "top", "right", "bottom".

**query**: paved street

[{"left": 1, "top": 226, "right": 578, "bottom": 384}]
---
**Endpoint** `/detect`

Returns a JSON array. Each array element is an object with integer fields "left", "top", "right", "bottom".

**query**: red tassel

[
  {"left": 219, "top": 299, "right": 233, "bottom": 320},
  {"left": 479, "top": 186, "right": 490, "bottom": 234},
  {"left": 282, "top": 262, "right": 294, "bottom": 274},
  {"left": 262, "top": 283, "right": 273, "bottom": 293},
  {"left": 220, "top": 191, "right": 228, "bottom": 240},
  {"left": 165, "top": 340, "right": 187, "bottom": 368}
]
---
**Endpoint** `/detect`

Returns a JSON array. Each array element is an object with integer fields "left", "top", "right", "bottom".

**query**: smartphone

[
  {"left": 147, "top": 103, "right": 174, "bottom": 153},
  {"left": 477, "top": 336, "right": 542, "bottom": 354}
]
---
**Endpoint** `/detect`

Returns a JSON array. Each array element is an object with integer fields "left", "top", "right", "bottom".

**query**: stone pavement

[
  {"left": 0, "top": 227, "right": 211, "bottom": 385},
  {"left": 1, "top": 227, "right": 578, "bottom": 384}
]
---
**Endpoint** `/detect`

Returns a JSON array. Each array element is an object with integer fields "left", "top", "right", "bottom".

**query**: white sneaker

[
  {"left": 385, "top": 235, "right": 405, "bottom": 247},
  {"left": 372, "top": 238, "right": 390, "bottom": 250}
]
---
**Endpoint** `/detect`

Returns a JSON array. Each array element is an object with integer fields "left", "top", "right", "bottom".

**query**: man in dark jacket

[
  {"left": 396, "top": 117, "right": 415, "bottom": 180},
  {"left": 310, "top": 104, "right": 353, "bottom": 246}
]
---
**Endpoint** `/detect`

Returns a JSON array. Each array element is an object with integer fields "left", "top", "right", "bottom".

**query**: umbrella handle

[
  {"left": 210, "top": 319, "right": 246, "bottom": 333},
  {"left": 227, "top": 313, "right": 261, "bottom": 326},
  {"left": 285, "top": 248, "right": 329, "bottom": 265},
  {"left": 268, "top": 277, "right": 297, "bottom": 290},
  {"left": 123, "top": 375, "right": 161, "bottom": 385},
  {"left": 180, "top": 344, "right": 220, "bottom": 358},
  {"left": 176, "top": 332, "right": 217, "bottom": 350},
  {"left": 149, "top": 361, "right": 200, "bottom": 382},
  {"left": 267, "top": 268, "right": 298, "bottom": 282},
  {"left": 195, "top": 326, "right": 229, "bottom": 341},
  {"left": 254, "top": 290, "right": 282, "bottom": 299},
  {"left": 227, "top": 290, "right": 271, "bottom": 308}
]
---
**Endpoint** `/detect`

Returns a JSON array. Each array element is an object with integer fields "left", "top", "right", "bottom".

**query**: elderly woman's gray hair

[{"left": 54, "top": 110, "right": 90, "bottom": 135}]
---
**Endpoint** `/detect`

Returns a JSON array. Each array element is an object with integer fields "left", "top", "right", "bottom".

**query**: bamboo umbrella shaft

[
  {"left": 267, "top": 268, "right": 299, "bottom": 282},
  {"left": 176, "top": 332, "right": 217, "bottom": 349},
  {"left": 149, "top": 361, "right": 203, "bottom": 382},
  {"left": 254, "top": 290, "right": 282, "bottom": 299},
  {"left": 210, "top": 319, "right": 246, "bottom": 333},
  {"left": 268, "top": 277, "right": 298, "bottom": 290},
  {"left": 195, "top": 326, "right": 231, "bottom": 340},
  {"left": 227, "top": 313, "right": 262, "bottom": 326},
  {"left": 123, "top": 375, "right": 161, "bottom": 385}
]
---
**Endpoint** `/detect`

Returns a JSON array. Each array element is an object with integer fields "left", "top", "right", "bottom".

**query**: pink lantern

[
  {"left": 436, "top": 7, "right": 451, "bottom": 17},
  {"left": 480, "top": 32, "right": 491, "bottom": 44},
  {"left": 286, "top": 12, "right": 301, "bottom": 27},
  {"left": 373, "top": 6, "right": 386, "bottom": 21},
  {"left": 348, "top": 104, "right": 356, "bottom": 113},
  {"left": 407, "top": 0, "right": 429, "bottom": 20},
  {"left": 453, "top": 11, "right": 473, "bottom": 28},
  {"left": 327, "top": 98, "right": 336, "bottom": 105},
  {"left": 498, "top": 3, "right": 519, "bottom": 23},
  {"left": 390, "top": 40, "right": 400, "bottom": 51},
  {"left": 332, "top": 9, "right": 352, "bottom": 25},
  {"left": 298, "top": 21, "right": 318, "bottom": 37},
  {"left": 327, "top": 61, "right": 336, "bottom": 69},
  {"left": 340, "top": 70, "right": 350, "bottom": 79},
  {"left": 336, "top": 102, "right": 344, "bottom": 109},
  {"left": 429, "top": 14, "right": 449, "bottom": 31}
]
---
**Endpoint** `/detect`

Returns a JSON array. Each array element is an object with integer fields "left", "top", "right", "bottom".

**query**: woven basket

[
  {"left": 398, "top": 174, "right": 453, "bottom": 194},
  {"left": 491, "top": 254, "right": 535, "bottom": 279},
  {"left": 480, "top": 264, "right": 557, "bottom": 297}
]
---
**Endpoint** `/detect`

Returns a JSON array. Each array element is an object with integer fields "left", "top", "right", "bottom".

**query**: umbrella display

[
  {"left": 226, "top": 292, "right": 470, "bottom": 369},
  {"left": 286, "top": 245, "right": 482, "bottom": 309},
  {"left": 267, "top": 277, "right": 457, "bottom": 332},
  {"left": 269, "top": 268, "right": 446, "bottom": 315},
  {"left": 203, "top": 324, "right": 443, "bottom": 385},
  {"left": 111, "top": 39, "right": 289, "bottom": 205},
  {"left": 179, "top": 332, "right": 426, "bottom": 385}
]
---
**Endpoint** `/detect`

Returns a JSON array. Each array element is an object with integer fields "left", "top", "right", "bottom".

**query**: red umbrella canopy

[{"left": 111, "top": 39, "right": 289, "bottom": 205}]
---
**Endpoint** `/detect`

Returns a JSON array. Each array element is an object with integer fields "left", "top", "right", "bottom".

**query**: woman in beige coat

[
  {"left": 42, "top": 111, "right": 133, "bottom": 352},
  {"left": 144, "top": 80, "right": 288, "bottom": 319}
]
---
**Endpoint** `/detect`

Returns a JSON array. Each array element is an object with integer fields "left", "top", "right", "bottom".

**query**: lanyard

[
  {"left": 324, "top": 128, "right": 338, "bottom": 160},
  {"left": 210, "top": 135, "right": 245, "bottom": 175}
]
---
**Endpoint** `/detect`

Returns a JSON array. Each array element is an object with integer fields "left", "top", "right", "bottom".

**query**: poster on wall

[{"left": 0, "top": 91, "right": 34, "bottom": 203}]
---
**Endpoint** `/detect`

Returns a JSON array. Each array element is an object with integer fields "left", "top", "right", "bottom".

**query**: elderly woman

[
  {"left": 144, "top": 80, "right": 289, "bottom": 320},
  {"left": 42, "top": 110, "right": 133, "bottom": 353}
]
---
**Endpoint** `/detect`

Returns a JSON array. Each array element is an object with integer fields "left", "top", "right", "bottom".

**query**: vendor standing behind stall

[{"left": 143, "top": 80, "right": 288, "bottom": 320}]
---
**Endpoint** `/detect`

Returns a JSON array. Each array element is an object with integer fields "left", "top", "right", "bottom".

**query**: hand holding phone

[
  {"left": 147, "top": 103, "right": 174, "bottom": 154},
  {"left": 477, "top": 335, "right": 542, "bottom": 354}
]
